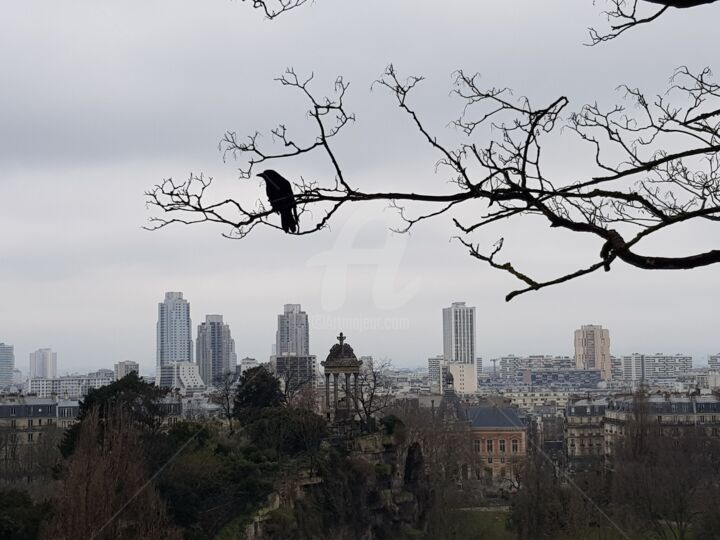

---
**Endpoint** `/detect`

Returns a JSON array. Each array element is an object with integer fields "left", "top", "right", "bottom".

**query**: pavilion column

[
  {"left": 333, "top": 373, "right": 339, "bottom": 410},
  {"left": 345, "top": 373, "right": 351, "bottom": 409},
  {"left": 325, "top": 373, "right": 330, "bottom": 409}
]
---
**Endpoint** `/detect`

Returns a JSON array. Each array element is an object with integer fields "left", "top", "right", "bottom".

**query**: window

[
  {"left": 473, "top": 439, "right": 481, "bottom": 454},
  {"left": 10, "top": 407, "right": 16, "bottom": 416},
  {"left": 486, "top": 439, "right": 493, "bottom": 453},
  {"left": 27, "top": 419, "right": 33, "bottom": 428},
  {"left": 10, "top": 420, "right": 15, "bottom": 428},
  {"left": 500, "top": 456, "right": 506, "bottom": 464},
  {"left": 499, "top": 439, "right": 506, "bottom": 453},
  {"left": 512, "top": 439, "right": 519, "bottom": 453},
  {"left": 487, "top": 457, "right": 493, "bottom": 464},
  {"left": 28, "top": 433, "right": 33, "bottom": 442}
]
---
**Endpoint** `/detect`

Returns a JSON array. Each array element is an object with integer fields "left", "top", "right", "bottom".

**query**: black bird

[{"left": 257, "top": 169, "right": 299, "bottom": 233}]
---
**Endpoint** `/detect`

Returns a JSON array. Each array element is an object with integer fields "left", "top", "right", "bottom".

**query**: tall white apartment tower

[
  {"left": 196, "top": 314, "right": 237, "bottom": 386},
  {"left": 276, "top": 304, "right": 310, "bottom": 356},
  {"left": 0, "top": 343, "right": 14, "bottom": 387},
  {"left": 574, "top": 324, "right": 611, "bottom": 381},
  {"left": 29, "top": 348, "right": 57, "bottom": 379},
  {"left": 156, "top": 292, "right": 193, "bottom": 386},
  {"left": 442, "top": 302, "right": 476, "bottom": 364}
]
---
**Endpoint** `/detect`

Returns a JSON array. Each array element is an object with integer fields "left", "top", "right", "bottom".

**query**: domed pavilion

[{"left": 321, "top": 332, "right": 363, "bottom": 416}]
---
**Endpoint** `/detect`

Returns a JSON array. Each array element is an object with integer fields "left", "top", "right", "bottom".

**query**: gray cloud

[{"left": 1, "top": 0, "right": 719, "bottom": 373}]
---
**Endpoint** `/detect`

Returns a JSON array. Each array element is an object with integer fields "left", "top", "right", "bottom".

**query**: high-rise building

[
  {"left": 427, "top": 355, "right": 444, "bottom": 393},
  {"left": 29, "top": 348, "right": 57, "bottom": 379},
  {"left": 114, "top": 360, "right": 140, "bottom": 380},
  {"left": 276, "top": 304, "right": 309, "bottom": 357},
  {"left": 156, "top": 292, "right": 193, "bottom": 386},
  {"left": 0, "top": 343, "right": 15, "bottom": 387},
  {"left": 196, "top": 314, "right": 236, "bottom": 386},
  {"left": 710, "top": 354, "right": 720, "bottom": 370},
  {"left": 442, "top": 302, "right": 476, "bottom": 364},
  {"left": 574, "top": 325, "right": 611, "bottom": 381}
]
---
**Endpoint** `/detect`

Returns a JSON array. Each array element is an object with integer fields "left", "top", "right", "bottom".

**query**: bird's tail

[{"left": 280, "top": 208, "right": 298, "bottom": 234}]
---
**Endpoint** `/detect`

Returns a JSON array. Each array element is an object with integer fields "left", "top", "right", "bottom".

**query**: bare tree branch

[
  {"left": 240, "top": 0, "right": 311, "bottom": 20},
  {"left": 147, "top": 65, "right": 720, "bottom": 301},
  {"left": 589, "top": 0, "right": 718, "bottom": 45}
]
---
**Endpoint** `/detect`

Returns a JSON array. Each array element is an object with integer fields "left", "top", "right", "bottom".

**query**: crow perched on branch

[{"left": 257, "top": 169, "right": 299, "bottom": 233}]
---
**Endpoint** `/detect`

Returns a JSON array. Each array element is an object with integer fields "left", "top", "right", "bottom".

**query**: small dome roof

[{"left": 322, "top": 333, "right": 362, "bottom": 369}]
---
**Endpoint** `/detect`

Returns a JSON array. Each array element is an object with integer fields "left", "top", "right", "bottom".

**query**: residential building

[
  {"left": 521, "top": 368, "right": 602, "bottom": 389},
  {"left": 442, "top": 302, "right": 476, "bottom": 364},
  {"left": 114, "top": 360, "right": 140, "bottom": 380},
  {"left": 427, "top": 355, "right": 444, "bottom": 393},
  {"left": 26, "top": 372, "right": 114, "bottom": 398},
  {"left": 619, "top": 353, "right": 693, "bottom": 384},
  {"left": 503, "top": 390, "right": 573, "bottom": 412},
  {"left": 494, "top": 355, "right": 574, "bottom": 379},
  {"left": 273, "top": 354, "right": 318, "bottom": 393},
  {"left": 467, "top": 406, "right": 527, "bottom": 481},
  {"left": 158, "top": 362, "right": 206, "bottom": 394},
  {"left": 445, "top": 361, "right": 478, "bottom": 395},
  {"left": 28, "top": 348, "right": 57, "bottom": 379},
  {"left": 12, "top": 369, "right": 23, "bottom": 385},
  {"left": 710, "top": 353, "right": 720, "bottom": 370},
  {"left": 565, "top": 398, "right": 607, "bottom": 468},
  {"left": 237, "top": 357, "right": 259, "bottom": 376},
  {"left": 574, "top": 325, "right": 611, "bottom": 380},
  {"left": 0, "top": 343, "right": 15, "bottom": 388},
  {"left": 156, "top": 292, "right": 193, "bottom": 386},
  {"left": 196, "top": 314, "right": 237, "bottom": 387},
  {"left": 276, "top": 304, "right": 309, "bottom": 356},
  {"left": 604, "top": 394, "right": 720, "bottom": 457}
]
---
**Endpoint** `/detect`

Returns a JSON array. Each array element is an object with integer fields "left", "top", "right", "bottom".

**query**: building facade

[
  {"left": 709, "top": 354, "right": 720, "bottom": 370},
  {"left": 442, "top": 302, "right": 476, "bottom": 364},
  {"left": 445, "top": 361, "right": 478, "bottom": 395},
  {"left": 158, "top": 362, "right": 206, "bottom": 394},
  {"left": 467, "top": 406, "right": 527, "bottom": 481},
  {"left": 29, "top": 348, "right": 57, "bottom": 379},
  {"left": 619, "top": 353, "right": 693, "bottom": 384},
  {"left": 156, "top": 292, "right": 193, "bottom": 386},
  {"left": 196, "top": 314, "right": 236, "bottom": 387},
  {"left": 565, "top": 398, "right": 607, "bottom": 466},
  {"left": 114, "top": 360, "right": 140, "bottom": 380},
  {"left": 0, "top": 343, "right": 15, "bottom": 388},
  {"left": 276, "top": 304, "right": 309, "bottom": 357},
  {"left": 604, "top": 394, "right": 720, "bottom": 457},
  {"left": 574, "top": 325, "right": 611, "bottom": 380},
  {"left": 427, "top": 355, "right": 444, "bottom": 393},
  {"left": 26, "top": 372, "right": 114, "bottom": 398},
  {"left": 273, "top": 354, "right": 318, "bottom": 392}
]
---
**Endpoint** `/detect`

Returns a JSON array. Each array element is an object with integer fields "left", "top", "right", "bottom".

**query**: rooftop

[{"left": 466, "top": 406, "right": 525, "bottom": 429}]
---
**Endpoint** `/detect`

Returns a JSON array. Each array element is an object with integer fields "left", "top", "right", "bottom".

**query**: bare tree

[
  {"left": 240, "top": 0, "right": 310, "bottom": 20},
  {"left": 43, "top": 407, "right": 181, "bottom": 540},
  {"left": 589, "top": 0, "right": 719, "bottom": 44},
  {"left": 349, "top": 357, "right": 395, "bottom": 426},
  {"left": 212, "top": 370, "right": 237, "bottom": 429},
  {"left": 148, "top": 64, "right": 720, "bottom": 301}
]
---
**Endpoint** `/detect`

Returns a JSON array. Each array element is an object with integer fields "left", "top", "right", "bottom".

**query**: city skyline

[{"left": 2, "top": 292, "right": 717, "bottom": 377}]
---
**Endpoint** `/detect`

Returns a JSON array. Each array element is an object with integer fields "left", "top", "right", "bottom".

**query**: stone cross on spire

[{"left": 337, "top": 332, "right": 346, "bottom": 346}]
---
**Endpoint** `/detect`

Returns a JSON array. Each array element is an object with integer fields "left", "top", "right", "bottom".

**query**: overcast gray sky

[{"left": 1, "top": 0, "right": 719, "bottom": 375}]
